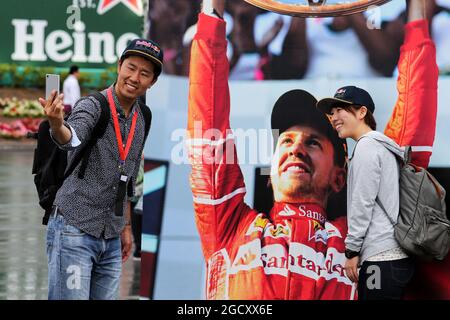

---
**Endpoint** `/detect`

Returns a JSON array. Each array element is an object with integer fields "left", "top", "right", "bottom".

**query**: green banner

[{"left": 0, "top": 0, "right": 145, "bottom": 69}]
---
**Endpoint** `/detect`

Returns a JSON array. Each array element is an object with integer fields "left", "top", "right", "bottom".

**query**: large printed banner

[
  {"left": 0, "top": 0, "right": 144, "bottom": 68},
  {"left": 145, "top": 75, "right": 450, "bottom": 299}
]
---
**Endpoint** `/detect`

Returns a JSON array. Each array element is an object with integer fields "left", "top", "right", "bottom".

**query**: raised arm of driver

[
  {"left": 384, "top": 0, "right": 438, "bottom": 168},
  {"left": 187, "top": 0, "right": 253, "bottom": 260},
  {"left": 202, "top": 0, "right": 225, "bottom": 17}
]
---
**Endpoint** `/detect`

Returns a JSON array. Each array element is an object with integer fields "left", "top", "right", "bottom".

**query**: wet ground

[{"left": 0, "top": 149, "right": 140, "bottom": 300}]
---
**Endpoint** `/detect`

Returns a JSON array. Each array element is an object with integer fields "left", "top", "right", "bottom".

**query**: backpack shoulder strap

[
  {"left": 64, "top": 92, "right": 111, "bottom": 180},
  {"left": 403, "top": 146, "right": 412, "bottom": 165},
  {"left": 70, "top": 93, "right": 150, "bottom": 180},
  {"left": 353, "top": 135, "right": 409, "bottom": 165},
  {"left": 353, "top": 135, "right": 399, "bottom": 226},
  {"left": 351, "top": 136, "right": 369, "bottom": 160},
  {"left": 375, "top": 197, "right": 397, "bottom": 226},
  {"left": 89, "top": 92, "right": 110, "bottom": 139},
  {"left": 77, "top": 91, "right": 111, "bottom": 179},
  {"left": 137, "top": 95, "right": 152, "bottom": 141}
]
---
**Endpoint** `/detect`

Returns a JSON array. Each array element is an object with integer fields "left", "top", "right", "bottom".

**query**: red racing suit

[{"left": 187, "top": 14, "right": 439, "bottom": 300}]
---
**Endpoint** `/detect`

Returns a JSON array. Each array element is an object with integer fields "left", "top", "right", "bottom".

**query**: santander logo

[{"left": 278, "top": 205, "right": 295, "bottom": 217}]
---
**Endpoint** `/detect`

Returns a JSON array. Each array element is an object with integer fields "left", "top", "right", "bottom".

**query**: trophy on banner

[{"left": 244, "top": 0, "right": 392, "bottom": 17}]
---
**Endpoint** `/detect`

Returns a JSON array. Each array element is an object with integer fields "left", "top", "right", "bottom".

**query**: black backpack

[{"left": 30, "top": 92, "right": 152, "bottom": 225}]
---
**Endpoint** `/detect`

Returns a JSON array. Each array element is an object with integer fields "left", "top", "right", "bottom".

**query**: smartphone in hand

[{"left": 45, "top": 74, "right": 60, "bottom": 100}]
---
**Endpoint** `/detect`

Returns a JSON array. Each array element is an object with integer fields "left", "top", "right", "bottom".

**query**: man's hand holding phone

[
  {"left": 38, "top": 90, "right": 65, "bottom": 130},
  {"left": 39, "top": 74, "right": 72, "bottom": 145}
]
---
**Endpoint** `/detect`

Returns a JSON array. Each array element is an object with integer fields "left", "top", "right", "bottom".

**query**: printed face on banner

[{"left": 270, "top": 125, "right": 343, "bottom": 205}]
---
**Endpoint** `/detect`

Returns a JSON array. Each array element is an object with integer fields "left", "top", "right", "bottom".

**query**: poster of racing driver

[{"left": 186, "top": 0, "right": 439, "bottom": 299}]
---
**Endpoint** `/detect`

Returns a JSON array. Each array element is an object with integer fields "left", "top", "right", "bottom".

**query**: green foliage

[
  {"left": 0, "top": 64, "right": 12, "bottom": 84},
  {"left": 78, "top": 72, "right": 92, "bottom": 88},
  {"left": 11, "top": 64, "right": 24, "bottom": 88},
  {"left": 99, "top": 66, "right": 117, "bottom": 89},
  {"left": 0, "top": 64, "right": 56, "bottom": 88},
  {"left": 0, "top": 64, "right": 116, "bottom": 89},
  {"left": 38, "top": 67, "right": 57, "bottom": 88}
]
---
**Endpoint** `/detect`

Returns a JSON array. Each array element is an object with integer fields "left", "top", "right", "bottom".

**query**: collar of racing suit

[{"left": 270, "top": 202, "right": 327, "bottom": 226}]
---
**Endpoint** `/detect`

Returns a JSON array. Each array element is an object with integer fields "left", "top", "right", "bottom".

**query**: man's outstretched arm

[{"left": 384, "top": 0, "right": 438, "bottom": 168}]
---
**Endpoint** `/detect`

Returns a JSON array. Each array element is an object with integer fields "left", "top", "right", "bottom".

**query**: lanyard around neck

[{"left": 107, "top": 87, "right": 138, "bottom": 165}]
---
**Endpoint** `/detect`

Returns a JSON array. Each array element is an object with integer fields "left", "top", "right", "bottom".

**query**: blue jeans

[{"left": 46, "top": 212, "right": 122, "bottom": 300}]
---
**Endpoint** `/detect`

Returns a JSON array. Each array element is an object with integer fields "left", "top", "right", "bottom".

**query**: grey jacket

[{"left": 345, "top": 131, "right": 405, "bottom": 263}]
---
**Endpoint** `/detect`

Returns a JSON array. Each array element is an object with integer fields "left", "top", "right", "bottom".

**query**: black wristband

[{"left": 345, "top": 249, "right": 360, "bottom": 259}]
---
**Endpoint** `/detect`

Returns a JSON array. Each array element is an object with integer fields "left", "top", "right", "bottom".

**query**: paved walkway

[{"left": 0, "top": 150, "right": 140, "bottom": 300}]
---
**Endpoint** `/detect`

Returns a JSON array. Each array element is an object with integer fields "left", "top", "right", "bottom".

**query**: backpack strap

[
  {"left": 66, "top": 93, "right": 150, "bottom": 180},
  {"left": 126, "top": 95, "right": 151, "bottom": 198},
  {"left": 77, "top": 92, "right": 110, "bottom": 179},
  {"left": 351, "top": 136, "right": 368, "bottom": 160},
  {"left": 352, "top": 135, "right": 400, "bottom": 226},
  {"left": 375, "top": 197, "right": 397, "bottom": 226},
  {"left": 137, "top": 95, "right": 152, "bottom": 141},
  {"left": 62, "top": 92, "right": 111, "bottom": 180},
  {"left": 403, "top": 146, "right": 412, "bottom": 166}
]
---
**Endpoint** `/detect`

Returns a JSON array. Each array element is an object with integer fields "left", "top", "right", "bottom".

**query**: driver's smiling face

[{"left": 271, "top": 125, "right": 339, "bottom": 204}]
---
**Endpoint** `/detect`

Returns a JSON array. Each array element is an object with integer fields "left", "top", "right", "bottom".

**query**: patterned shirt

[{"left": 51, "top": 85, "right": 146, "bottom": 239}]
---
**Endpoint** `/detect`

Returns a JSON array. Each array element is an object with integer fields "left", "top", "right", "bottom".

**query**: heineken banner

[{"left": 0, "top": 0, "right": 145, "bottom": 68}]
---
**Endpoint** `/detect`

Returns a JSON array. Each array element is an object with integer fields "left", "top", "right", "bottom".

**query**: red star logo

[{"left": 97, "top": 0, "right": 143, "bottom": 16}]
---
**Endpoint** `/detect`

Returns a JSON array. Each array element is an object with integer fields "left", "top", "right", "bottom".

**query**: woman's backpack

[{"left": 377, "top": 146, "right": 449, "bottom": 261}]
